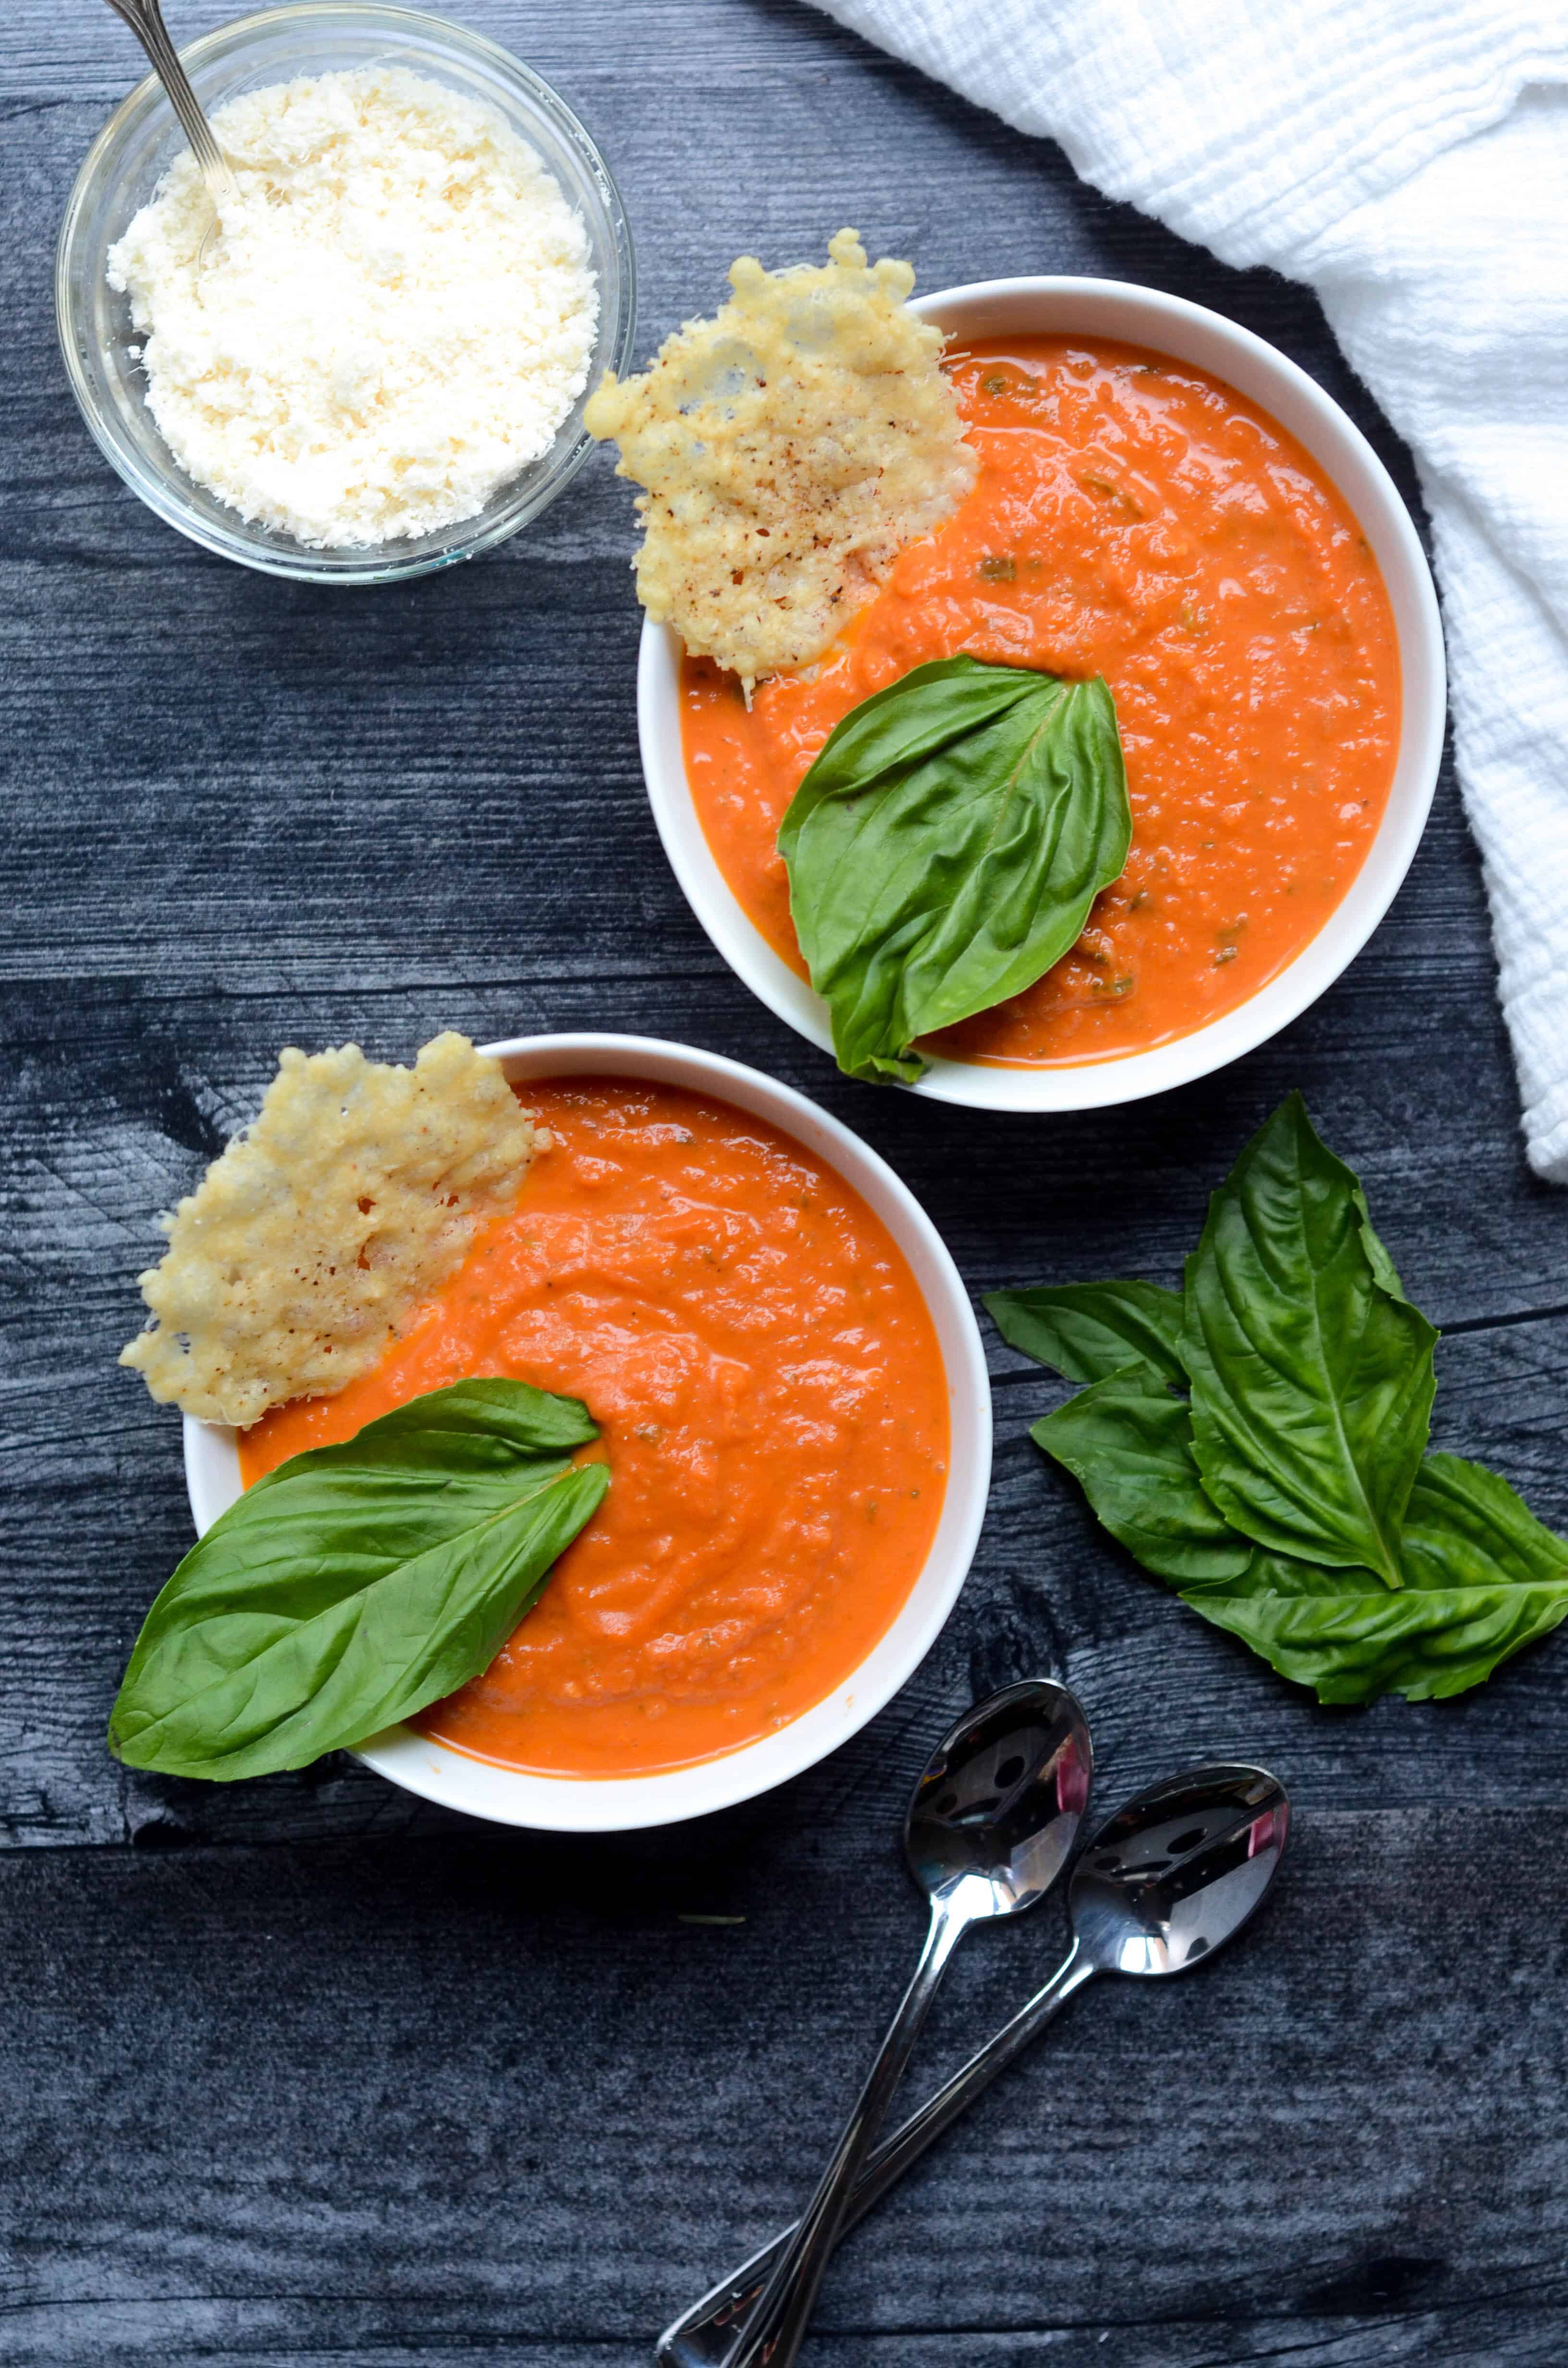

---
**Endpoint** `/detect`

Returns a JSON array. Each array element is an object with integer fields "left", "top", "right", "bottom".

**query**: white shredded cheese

[{"left": 107, "top": 67, "right": 599, "bottom": 549}]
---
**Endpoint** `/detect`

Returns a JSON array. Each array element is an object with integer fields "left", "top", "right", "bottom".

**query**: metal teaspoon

[
  {"left": 661, "top": 1761, "right": 1287, "bottom": 2368},
  {"left": 712, "top": 1678, "right": 1094, "bottom": 2368},
  {"left": 102, "top": 0, "right": 237, "bottom": 212}
]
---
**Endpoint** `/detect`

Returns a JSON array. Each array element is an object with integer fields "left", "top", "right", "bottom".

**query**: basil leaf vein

[
  {"left": 779, "top": 656, "right": 1132, "bottom": 1085},
  {"left": 109, "top": 1379, "right": 609, "bottom": 1782}
]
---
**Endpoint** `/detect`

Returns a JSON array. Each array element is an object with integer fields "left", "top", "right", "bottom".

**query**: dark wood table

[{"left": 6, "top": 3, "right": 1568, "bottom": 2360}]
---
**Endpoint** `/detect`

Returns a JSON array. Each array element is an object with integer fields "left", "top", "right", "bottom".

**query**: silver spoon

[
  {"left": 711, "top": 1679, "right": 1093, "bottom": 2368},
  {"left": 102, "top": 0, "right": 237, "bottom": 213},
  {"left": 661, "top": 1761, "right": 1287, "bottom": 2368}
]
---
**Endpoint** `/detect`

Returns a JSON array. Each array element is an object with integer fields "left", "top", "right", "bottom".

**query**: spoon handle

[
  {"left": 658, "top": 1939, "right": 1095, "bottom": 2368},
  {"left": 101, "top": 0, "right": 237, "bottom": 204},
  {"left": 714, "top": 1891, "right": 971, "bottom": 2368}
]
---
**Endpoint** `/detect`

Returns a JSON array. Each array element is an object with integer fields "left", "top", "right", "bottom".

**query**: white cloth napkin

[{"left": 811, "top": 0, "right": 1568, "bottom": 1178}]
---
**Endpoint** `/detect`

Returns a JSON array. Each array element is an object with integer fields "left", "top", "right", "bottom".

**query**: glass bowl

[{"left": 55, "top": 3, "right": 636, "bottom": 583}]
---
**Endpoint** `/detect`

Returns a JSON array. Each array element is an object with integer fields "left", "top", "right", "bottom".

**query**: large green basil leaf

[
  {"left": 1182, "top": 1094, "right": 1436, "bottom": 1589},
  {"left": 987, "top": 1280, "right": 1187, "bottom": 1389},
  {"left": 778, "top": 656, "right": 1131, "bottom": 1084},
  {"left": 1181, "top": 1455, "right": 1568, "bottom": 1703},
  {"left": 1030, "top": 1370, "right": 1252, "bottom": 1583},
  {"left": 109, "top": 1380, "right": 609, "bottom": 1782}
]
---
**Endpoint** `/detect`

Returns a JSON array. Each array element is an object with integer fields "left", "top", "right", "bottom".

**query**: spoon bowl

[
  {"left": 1069, "top": 1764, "right": 1289, "bottom": 1978},
  {"left": 59, "top": 8, "right": 639, "bottom": 584},
  {"left": 906, "top": 1678, "right": 1093, "bottom": 1912}
]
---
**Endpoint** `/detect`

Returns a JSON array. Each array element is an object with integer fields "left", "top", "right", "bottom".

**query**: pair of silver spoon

[{"left": 660, "top": 1680, "right": 1288, "bottom": 2368}]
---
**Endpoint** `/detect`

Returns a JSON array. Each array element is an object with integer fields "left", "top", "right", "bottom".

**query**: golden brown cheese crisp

[
  {"left": 584, "top": 229, "right": 977, "bottom": 690},
  {"left": 120, "top": 1033, "right": 537, "bottom": 1426}
]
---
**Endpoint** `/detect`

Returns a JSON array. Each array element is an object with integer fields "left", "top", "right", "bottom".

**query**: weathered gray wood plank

[{"left": 4, "top": 1809, "right": 1567, "bottom": 2364}]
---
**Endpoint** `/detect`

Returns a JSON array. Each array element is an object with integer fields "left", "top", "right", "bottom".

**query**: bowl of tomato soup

[
  {"left": 639, "top": 276, "right": 1446, "bottom": 1110},
  {"left": 183, "top": 1034, "right": 990, "bottom": 1830}
]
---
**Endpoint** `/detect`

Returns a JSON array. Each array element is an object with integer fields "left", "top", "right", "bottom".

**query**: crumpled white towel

[{"left": 810, "top": 0, "right": 1568, "bottom": 1178}]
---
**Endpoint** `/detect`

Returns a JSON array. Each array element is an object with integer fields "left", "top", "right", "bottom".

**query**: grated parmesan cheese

[
  {"left": 584, "top": 230, "right": 976, "bottom": 689},
  {"left": 121, "top": 1034, "right": 539, "bottom": 1427},
  {"left": 107, "top": 68, "right": 599, "bottom": 549}
]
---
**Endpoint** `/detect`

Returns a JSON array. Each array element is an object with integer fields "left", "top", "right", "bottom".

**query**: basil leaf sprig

[
  {"left": 109, "top": 1380, "right": 609, "bottom": 1781},
  {"left": 988, "top": 1095, "right": 1568, "bottom": 1704},
  {"left": 778, "top": 656, "right": 1132, "bottom": 1085}
]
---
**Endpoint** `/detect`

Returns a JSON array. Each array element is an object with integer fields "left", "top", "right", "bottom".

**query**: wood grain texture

[
  {"left": 3, "top": 0, "right": 1567, "bottom": 2358},
  {"left": 5, "top": 1810, "right": 1568, "bottom": 2364}
]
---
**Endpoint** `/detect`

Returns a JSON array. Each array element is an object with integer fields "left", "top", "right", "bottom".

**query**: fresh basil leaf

[
  {"left": 1004, "top": 1101, "right": 1567, "bottom": 1708},
  {"left": 1181, "top": 1093, "right": 1436, "bottom": 1589},
  {"left": 1179, "top": 1455, "right": 1568, "bottom": 1703},
  {"left": 987, "top": 1280, "right": 1187, "bottom": 1389},
  {"left": 1031, "top": 1371, "right": 1568, "bottom": 1700},
  {"left": 243, "top": 1376, "right": 598, "bottom": 1482},
  {"left": 778, "top": 656, "right": 1131, "bottom": 1084},
  {"left": 109, "top": 1380, "right": 609, "bottom": 1782},
  {"left": 1031, "top": 1370, "right": 1252, "bottom": 1584}
]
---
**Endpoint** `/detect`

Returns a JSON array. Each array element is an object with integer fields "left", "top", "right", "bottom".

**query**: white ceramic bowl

[
  {"left": 638, "top": 275, "right": 1447, "bottom": 1111},
  {"left": 183, "top": 1032, "right": 991, "bottom": 1829}
]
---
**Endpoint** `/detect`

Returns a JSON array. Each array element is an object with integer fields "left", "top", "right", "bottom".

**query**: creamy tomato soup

[
  {"left": 240, "top": 1076, "right": 949, "bottom": 1777},
  {"left": 682, "top": 335, "right": 1401, "bottom": 1066}
]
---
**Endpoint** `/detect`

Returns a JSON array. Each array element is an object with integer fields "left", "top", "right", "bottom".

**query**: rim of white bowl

[
  {"left": 183, "top": 1032, "right": 992, "bottom": 1831},
  {"left": 638, "top": 274, "right": 1447, "bottom": 1112}
]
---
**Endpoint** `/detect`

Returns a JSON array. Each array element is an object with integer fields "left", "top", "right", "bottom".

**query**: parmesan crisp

[
  {"left": 121, "top": 1034, "right": 537, "bottom": 1427},
  {"left": 584, "top": 230, "right": 977, "bottom": 689}
]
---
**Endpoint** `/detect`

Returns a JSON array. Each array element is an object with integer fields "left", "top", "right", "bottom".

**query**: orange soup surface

[
  {"left": 240, "top": 1077, "right": 949, "bottom": 1777},
  {"left": 682, "top": 335, "right": 1401, "bottom": 1065}
]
